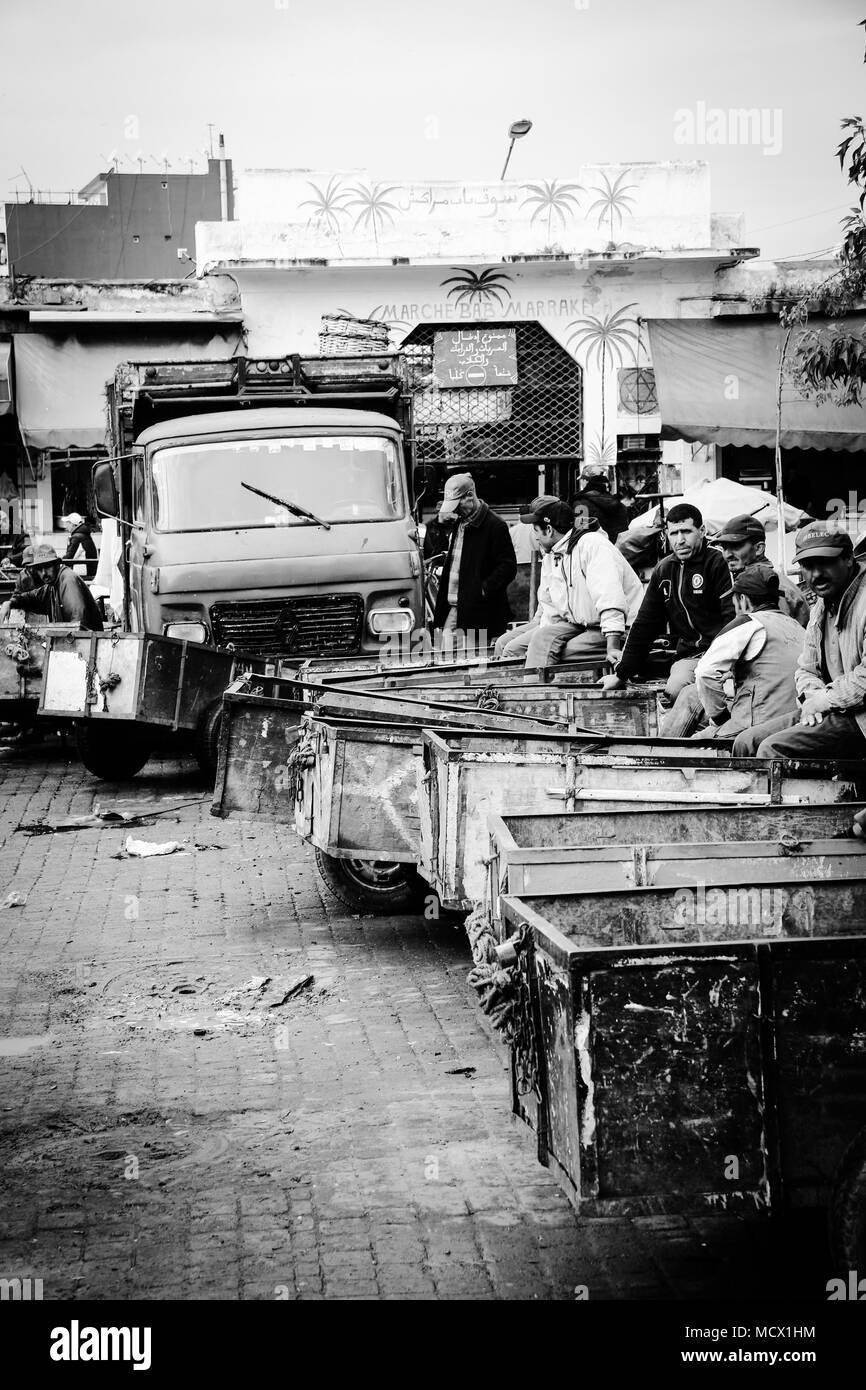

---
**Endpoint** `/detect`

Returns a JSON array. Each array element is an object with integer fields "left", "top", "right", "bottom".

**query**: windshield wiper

[{"left": 241, "top": 481, "right": 331, "bottom": 531}]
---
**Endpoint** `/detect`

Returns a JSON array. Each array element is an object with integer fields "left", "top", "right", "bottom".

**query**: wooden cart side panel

[
  {"left": 214, "top": 696, "right": 305, "bottom": 821},
  {"left": 533, "top": 948, "right": 582, "bottom": 1203},
  {"left": 586, "top": 956, "right": 766, "bottom": 1203},
  {"left": 498, "top": 803, "right": 866, "bottom": 849},
  {"left": 328, "top": 729, "right": 420, "bottom": 860},
  {"left": 517, "top": 882, "right": 866, "bottom": 947},
  {"left": 773, "top": 951, "right": 866, "bottom": 1204}
]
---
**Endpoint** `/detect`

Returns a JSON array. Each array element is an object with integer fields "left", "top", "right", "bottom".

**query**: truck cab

[
  {"left": 96, "top": 354, "right": 425, "bottom": 660},
  {"left": 121, "top": 407, "right": 422, "bottom": 658}
]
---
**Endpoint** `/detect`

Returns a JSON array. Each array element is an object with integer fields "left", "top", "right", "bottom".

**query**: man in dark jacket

[
  {"left": 715, "top": 512, "right": 810, "bottom": 627},
  {"left": 570, "top": 467, "right": 630, "bottom": 543},
  {"left": 62, "top": 512, "right": 98, "bottom": 580},
  {"left": 0, "top": 544, "right": 103, "bottom": 629},
  {"left": 600, "top": 503, "right": 734, "bottom": 726},
  {"left": 432, "top": 472, "right": 516, "bottom": 650}
]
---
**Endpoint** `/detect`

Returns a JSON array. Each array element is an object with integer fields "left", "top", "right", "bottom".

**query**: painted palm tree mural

[
  {"left": 346, "top": 183, "right": 401, "bottom": 248},
  {"left": 519, "top": 180, "right": 584, "bottom": 240},
  {"left": 567, "top": 303, "right": 641, "bottom": 457},
  {"left": 586, "top": 171, "right": 638, "bottom": 246},
  {"left": 299, "top": 177, "right": 351, "bottom": 237},
  {"left": 441, "top": 267, "right": 513, "bottom": 309}
]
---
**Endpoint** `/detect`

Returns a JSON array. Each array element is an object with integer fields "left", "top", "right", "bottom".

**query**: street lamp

[{"left": 500, "top": 119, "right": 533, "bottom": 180}]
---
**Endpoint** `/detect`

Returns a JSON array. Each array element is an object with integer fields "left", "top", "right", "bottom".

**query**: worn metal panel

[
  {"left": 588, "top": 957, "right": 765, "bottom": 1203},
  {"left": 498, "top": 803, "right": 866, "bottom": 851},
  {"left": 214, "top": 694, "right": 306, "bottom": 821}
]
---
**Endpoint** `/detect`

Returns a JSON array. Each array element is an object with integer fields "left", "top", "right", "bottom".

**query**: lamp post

[{"left": 501, "top": 119, "right": 533, "bottom": 180}]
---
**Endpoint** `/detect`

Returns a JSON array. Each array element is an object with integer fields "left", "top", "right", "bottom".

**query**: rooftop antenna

[{"left": 99, "top": 152, "right": 120, "bottom": 173}]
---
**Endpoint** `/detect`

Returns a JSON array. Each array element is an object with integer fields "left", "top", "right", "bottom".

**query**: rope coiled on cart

[{"left": 464, "top": 905, "right": 520, "bottom": 1037}]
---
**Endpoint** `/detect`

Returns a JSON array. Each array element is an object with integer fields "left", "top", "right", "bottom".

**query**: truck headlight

[
  {"left": 368, "top": 609, "right": 414, "bottom": 635},
  {"left": 164, "top": 621, "right": 208, "bottom": 643}
]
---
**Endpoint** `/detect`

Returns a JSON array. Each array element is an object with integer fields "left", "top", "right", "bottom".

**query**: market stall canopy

[
  {"left": 646, "top": 316, "right": 866, "bottom": 451},
  {"left": 625, "top": 477, "right": 809, "bottom": 536},
  {"left": 0, "top": 342, "right": 11, "bottom": 416},
  {"left": 14, "top": 332, "right": 239, "bottom": 450}
]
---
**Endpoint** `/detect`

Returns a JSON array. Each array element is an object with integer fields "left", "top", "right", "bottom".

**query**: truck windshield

[{"left": 150, "top": 435, "right": 404, "bottom": 532}]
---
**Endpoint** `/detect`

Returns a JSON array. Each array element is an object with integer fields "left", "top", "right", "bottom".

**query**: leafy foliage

[{"left": 440, "top": 267, "right": 513, "bottom": 308}]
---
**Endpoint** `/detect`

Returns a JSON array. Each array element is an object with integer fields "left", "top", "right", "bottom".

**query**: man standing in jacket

[
  {"left": 570, "top": 466, "right": 630, "bottom": 543},
  {"left": 432, "top": 472, "right": 516, "bottom": 650},
  {"left": 0, "top": 544, "right": 103, "bottom": 630},
  {"left": 733, "top": 522, "right": 866, "bottom": 760},
  {"left": 496, "top": 495, "right": 642, "bottom": 669},
  {"left": 600, "top": 503, "right": 735, "bottom": 729},
  {"left": 689, "top": 566, "right": 805, "bottom": 739},
  {"left": 715, "top": 513, "right": 810, "bottom": 627},
  {"left": 61, "top": 512, "right": 98, "bottom": 580}
]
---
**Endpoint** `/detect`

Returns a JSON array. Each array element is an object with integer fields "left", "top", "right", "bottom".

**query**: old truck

[{"left": 40, "top": 353, "right": 427, "bottom": 779}]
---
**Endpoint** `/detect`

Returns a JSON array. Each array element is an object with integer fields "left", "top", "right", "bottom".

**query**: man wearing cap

[
  {"left": 733, "top": 522, "right": 866, "bottom": 760},
  {"left": 0, "top": 544, "right": 103, "bottom": 630},
  {"left": 682, "top": 564, "right": 805, "bottom": 739},
  {"left": 61, "top": 512, "right": 98, "bottom": 580},
  {"left": 600, "top": 503, "right": 735, "bottom": 731},
  {"left": 432, "top": 473, "right": 516, "bottom": 648},
  {"left": 570, "top": 467, "right": 629, "bottom": 543},
  {"left": 497, "top": 495, "right": 642, "bottom": 668},
  {"left": 715, "top": 513, "right": 810, "bottom": 627}
]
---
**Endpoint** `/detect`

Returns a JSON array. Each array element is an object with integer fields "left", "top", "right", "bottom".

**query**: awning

[
  {"left": 646, "top": 316, "right": 866, "bottom": 451},
  {"left": 14, "top": 330, "right": 240, "bottom": 450},
  {"left": 0, "top": 341, "right": 11, "bottom": 415}
]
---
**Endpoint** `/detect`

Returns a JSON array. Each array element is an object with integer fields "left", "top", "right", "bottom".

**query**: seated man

[
  {"left": 733, "top": 522, "right": 866, "bottom": 760},
  {"left": 0, "top": 544, "right": 103, "bottom": 630},
  {"left": 600, "top": 503, "right": 735, "bottom": 734},
  {"left": 686, "top": 565, "right": 805, "bottom": 739},
  {"left": 715, "top": 512, "right": 810, "bottom": 627},
  {"left": 498, "top": 495, "right": 642, "bottom": 671}
]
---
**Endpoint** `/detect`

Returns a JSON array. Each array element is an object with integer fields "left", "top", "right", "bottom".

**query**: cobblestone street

[{"left": 0, "top": 742, "right": 835, "bottom": 1301}]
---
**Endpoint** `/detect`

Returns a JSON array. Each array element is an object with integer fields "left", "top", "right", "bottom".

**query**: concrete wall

[
  {"left": 199, "top": 162, "right": 742, "bottom": 269},
  {"left": 221, "top": 257, "right": 733, "bottom": 469},
  {"left": 6, "top": 161, "right": 232, "bottom": 280}
]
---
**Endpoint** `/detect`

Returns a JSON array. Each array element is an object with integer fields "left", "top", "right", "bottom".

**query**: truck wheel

[
  {"left": 830, "top": 1127, "right": 866, "bottom": 1270},
  {"left": 314, "top": 849, "right": 428, "bottom": 916},
  {"left": 75, "top": 722, "right": 152, "bottom": 781},
  {"left": 194, "top": 702, "right": 223, "bottom": 783}
]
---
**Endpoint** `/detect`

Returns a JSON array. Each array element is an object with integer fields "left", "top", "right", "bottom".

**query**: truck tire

[
  {"left": 314, "top": 849, "right": 429, "bottom": 916},
  {"left": 75, "top": 722, "right": 153, "bottom": 782},
  {"left": 193, "top": 702, "right": 223, "bottom": 783},
  {"left": 830, "top": 1127, "right": 866, "bottom": 1270}
]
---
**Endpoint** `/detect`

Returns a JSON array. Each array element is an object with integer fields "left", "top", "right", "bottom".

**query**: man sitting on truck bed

[
  {"left": 600, "top": 503, "right": 734, "bottom": 733},
  {"left": 495, "top": 495, "right": 643, "bottom": 671},
  {"left": 0, "top": 544, "right": 103, "bottom": 630}
]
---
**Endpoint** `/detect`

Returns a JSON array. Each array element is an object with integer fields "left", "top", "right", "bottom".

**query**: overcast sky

[{"left": 2, "top": 0, "right": 864, "bottom": 259}]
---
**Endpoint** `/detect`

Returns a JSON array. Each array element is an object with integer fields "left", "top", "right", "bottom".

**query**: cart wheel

[
  {"left": 193, "top": 702, "right": 223, "bottom": 783},
  {"left": 75, "top": 722, "right": 152, "bottom": 781},
  {"left": 314, "top": 849, "right": 428, "bottom": 916},
  {"left": 830, "top": 1126, "right": 866, "bottom": 1270}
]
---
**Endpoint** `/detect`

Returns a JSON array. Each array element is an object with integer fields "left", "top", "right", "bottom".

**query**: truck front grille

[{"left": 210, "top": 595, "right": 364, "bottom": 657}]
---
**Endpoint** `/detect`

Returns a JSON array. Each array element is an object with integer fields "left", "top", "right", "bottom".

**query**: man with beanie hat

[
  {"left": 570, "top": 466, "right": 629, "bottom": 543},
  {"left": 432, "top": 472, "right": 516, "bottom": 647},
  {"left": 682, "top": 564, "right": 805, "bottom": 739},
  {"left": 715, "top": 512, "right": 810, "bottom": 627},
  {"left": 733, "top": 521, "right": 866, "bottom": 759}
]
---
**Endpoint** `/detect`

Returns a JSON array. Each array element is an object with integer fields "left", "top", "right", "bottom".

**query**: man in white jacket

[{"left": 497, "top": 495, "right": 643, "bottom": 670}]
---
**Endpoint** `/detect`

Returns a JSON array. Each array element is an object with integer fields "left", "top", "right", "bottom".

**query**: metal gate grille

[{"left": 402, "top": 321, "right": 582, "bottom": 465}]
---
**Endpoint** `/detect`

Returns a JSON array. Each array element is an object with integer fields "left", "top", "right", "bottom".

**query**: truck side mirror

[
  {"left": 93, "top": 461, "right": 119, "bottom": 518},
  {"left": 412, "top": 464, "right": 438, "bottom": 497}
]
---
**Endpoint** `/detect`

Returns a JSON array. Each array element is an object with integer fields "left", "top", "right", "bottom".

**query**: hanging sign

[{"left": 433, "top": 328, "right": 518, "bottom": 388}]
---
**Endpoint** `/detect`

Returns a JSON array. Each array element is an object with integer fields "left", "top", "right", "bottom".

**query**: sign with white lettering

[{"left": 433, "top": 328, "right": 518, "bottom": 388}]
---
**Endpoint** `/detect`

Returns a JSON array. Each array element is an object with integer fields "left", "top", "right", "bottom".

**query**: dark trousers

[{"left": 736, "top": 711, "right": 866, "bottom": 760}]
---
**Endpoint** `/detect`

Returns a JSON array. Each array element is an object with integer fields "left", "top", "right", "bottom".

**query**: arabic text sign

[{"left": 433, "top": 329, "right": 518, "bottom": 389}]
